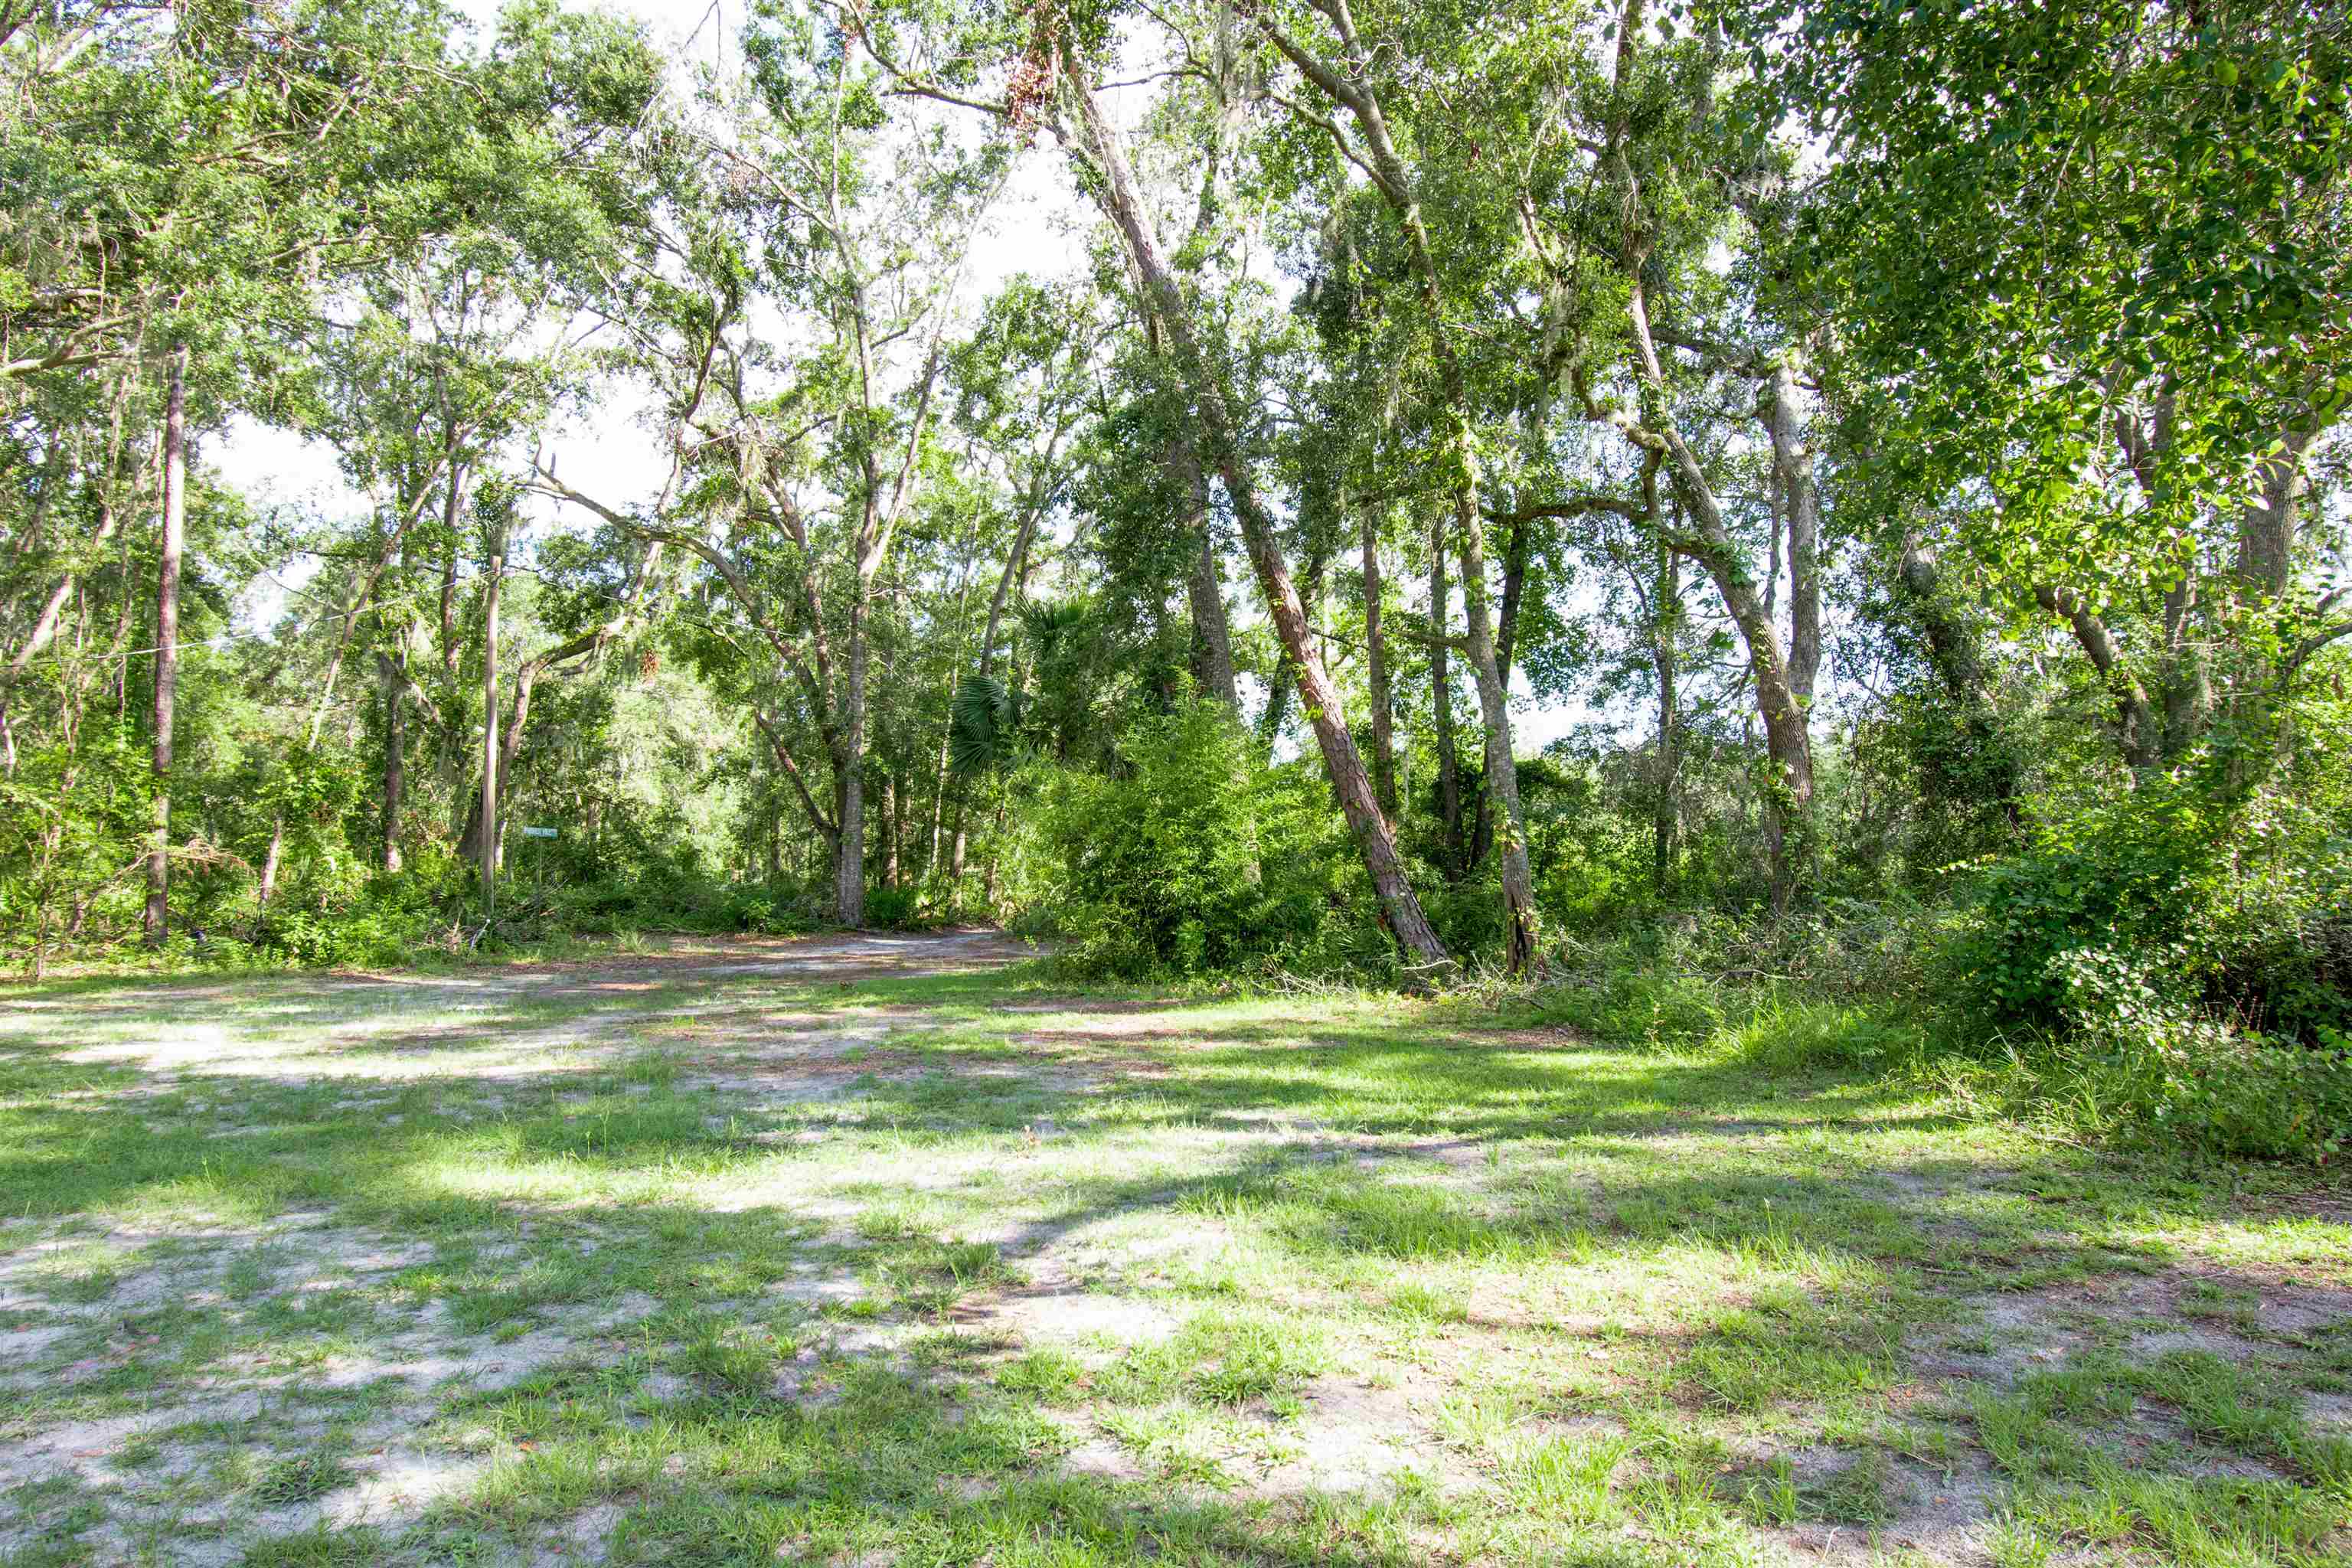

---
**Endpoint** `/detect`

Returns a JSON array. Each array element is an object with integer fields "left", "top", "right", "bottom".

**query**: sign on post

[{"left": 521, "top": 826, "right": 560, "bottom": 840}]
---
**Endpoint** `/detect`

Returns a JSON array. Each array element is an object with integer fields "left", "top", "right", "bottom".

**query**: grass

[{"left": 0, "top": 929, "right": 2345, "bottom": 1565}]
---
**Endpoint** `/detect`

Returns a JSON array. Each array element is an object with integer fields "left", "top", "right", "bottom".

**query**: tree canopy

[{"left": 3, "top": 0, "right": 2347, "bottom": 1143}]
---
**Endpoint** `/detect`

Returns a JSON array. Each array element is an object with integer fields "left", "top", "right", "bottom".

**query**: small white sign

[{"left": 521, "top": 826, "right": 560, "bottom": 839}]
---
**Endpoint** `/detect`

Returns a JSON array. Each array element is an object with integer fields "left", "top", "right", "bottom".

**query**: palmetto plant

[{"left": 947, "top": 674, "right": 1025, "bottom": 779}]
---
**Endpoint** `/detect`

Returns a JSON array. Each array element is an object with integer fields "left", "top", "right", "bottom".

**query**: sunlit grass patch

[
  {"left": 1093, "top": 1307, "right": 1330, "bottom": 1410},
  {"left": 3, "top": 936, "right": 2347, "bottom": 1567}
]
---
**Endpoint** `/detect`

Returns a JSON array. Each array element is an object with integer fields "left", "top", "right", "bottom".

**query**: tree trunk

[
  {"left": 144, "top": 345, "right": 188, "bottom": 946},
  {"left": 1652, "top": 537, "right": 1679, "bottom": 896},
  {"left": 0, "top": 443, "right": 83, "bottom": 775},
  {"left": 1361, "top": 502, "right": 1396, "bottom": 818},
  {"left": 1429, "top": 511, "right": 1463, "bottom": 875},
  {"left": 1399, "top": 203, "right": 1537, "bottom": 967},
  {"left": 983, "top": 797, "right": 1008, "bottom": 904},
  {"left": 2037, "top": 582, "right": 2160, "bottom": 773},
  {"left": 479, "top": 541, "right": 502, "bottom": 914},
  {"left": 1767, "top": 364, "right": 1822, "bottom": 705},
  {"left": 928, "top": 727, "right": 950, "bottom": 880},
  {"left": 114, "top": 448, "right": 148, "bottom": 723},
  {"left": 1258, "top": 536, "right": 1331, "bottom": 744},
  {"left": 382, "top": 649, "right": 406, "bottom": 872},
  {"left": 1060, "top": 47, "right": 1449, "bottom": 971},
  {"left": 1171, "top": 436, "right": 1240, "bottom": 707},
  {"left": 956, "top": 472, "right": 1047, "bottom": 884},
  {"left": 259, "top": 823, "right": 286, "bottom": 909},
  {"left": 1469, "top": 514, "right": 1533, "bottom": 869},
  {"left": 1249, "top": 1, "right": 1536, "bottom": 969},
  {"left": 836, "top": 595, "right": 867, "bottom": 926},
  {"left": 1453, "top": 521, "right": 1540, "bottom": 972},
  {"left": 978, "top": 477, "right": 1044, "bottom": 683},
  {"left": 1616, "top": 278, "right": 1814, "bottom": 910}
]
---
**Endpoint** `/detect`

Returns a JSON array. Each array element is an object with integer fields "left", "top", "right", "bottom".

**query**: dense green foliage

[
  {"left": 3, "top": 0, "right": 2347, "bottom": 1160},
  {"left": 1032, "top": 701, "right": 1380, "bottom": 978}
]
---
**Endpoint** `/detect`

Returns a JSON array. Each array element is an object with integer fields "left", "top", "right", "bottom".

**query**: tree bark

[
  {"left": 2037, "top": 582, "right": 2160, "bottom": 773},
  {"left": 1259, "top": 540, "right": 1329, "bottom": 743},
  {"left": 479, "top": 540, "right": 502, "bottom": 914},
  {"left": 1361, "top": 502, "right": 1396, "bottom": 818},
  {"left": 1171, "top": 435, "right": 1240, "bottom": 707},
  {"left": 1767, "top": 363, "right": 1822, "bottom": 705},
  {"left": 1651, "top": 537, "right": 1679, "bottom": 896},
  {"left": 382, "top": 648, "right": 406, "bottom": 872},
  {"left": 952, "top": 457, "right": 1051, "bottom": 884},
  {"left": 1562, "top": 0, "right": 1813, "bottom": 910},
  {"left": 1429, "top": 510, "right": 1463, "bottom": 874},
  {"left": 1470, "top": 513, "right": 1534, "bottom": 868},
  {"left": 1251, "top": 0, "right": 1538, "bottom": 971},
  {"left": 1603, "top": 275, "right": 1814, "bottom": 910},
  {"left": 143, "top": 345, "right": 188, "bottom": 946},
  {"left": 1060, "top": 45, "right": 1449, "bottom": 970},
  {"left": 0, "top": 441, "right": 76, "bottom": 774},
  {"left": 837, "top": 596, "right": 869, "bottom": 927}
]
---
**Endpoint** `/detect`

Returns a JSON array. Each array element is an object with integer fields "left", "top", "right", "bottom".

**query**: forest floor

[{"left": 1, "top": 930, "right": 2347, "bottom": 1568}]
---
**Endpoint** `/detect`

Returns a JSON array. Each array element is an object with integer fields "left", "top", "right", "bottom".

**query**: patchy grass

[{"left": 1, "top": 929, "right": 2347, "bottom": 1565}]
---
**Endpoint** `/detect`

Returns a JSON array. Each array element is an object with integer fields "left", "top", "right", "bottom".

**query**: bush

[
  {"left": 1958, "top": 767, "right": 2352, "bottom": 1044},
  {"left": 1031, "top": 701, "right": 1385, "bottom": 979},
  {"left": 862, "top": 884, "right": 929, "bottom": 930},
  {"left": 1939, "top": 731, "right": 2352, "bottom": 1161},
  {"left": 711, "top": 883, "right": 822, "bottom": 935}
]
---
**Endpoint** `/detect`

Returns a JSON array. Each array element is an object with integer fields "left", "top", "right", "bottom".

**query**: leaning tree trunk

[
  {"left": 144, "top": 345, "right": 189, "bottom": 946},
  {"left": 1248, "top": 3, "right": 1538, "bottom": 971},
  {"left": 1060, "top": 47, "right": 1449, "bottom": 971},
  {"left": 1614, "top": 271, "right": 1815, "bottom": 912}
]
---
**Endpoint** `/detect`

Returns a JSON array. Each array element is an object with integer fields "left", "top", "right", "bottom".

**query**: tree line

[{"left": 2, "top": 0, "right": 2347, "bottom": 1093}]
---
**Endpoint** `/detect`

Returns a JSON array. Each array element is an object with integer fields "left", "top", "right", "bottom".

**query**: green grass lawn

[{"left": 2, "top": 932, "right": 2347, "bottom": 1566}]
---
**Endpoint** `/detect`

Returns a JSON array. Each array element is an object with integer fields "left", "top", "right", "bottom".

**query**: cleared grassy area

[{"left": 2, "top": 932, "right": 2347, "bottom": 1566}]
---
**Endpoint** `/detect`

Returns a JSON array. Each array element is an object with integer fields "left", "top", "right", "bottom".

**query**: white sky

[{"left": 220, "top": 0, "right": 1602, "bottom": 752}]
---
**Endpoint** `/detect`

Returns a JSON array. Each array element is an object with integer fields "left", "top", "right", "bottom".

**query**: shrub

[
  {"left": 1031, "top": 701, "right": 1383, "bottom": 979},
  {"left": 1958, "top": 766, "right": 2352, "bottom": 1044},
  {"left": 862, "top": 884, "right": 927, "bottom": 931},
  {"left": 1941, "top": 728, "right": 2352, "bottom": 1160}
]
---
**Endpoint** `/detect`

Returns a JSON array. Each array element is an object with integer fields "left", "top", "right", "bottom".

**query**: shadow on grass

[{"left": 5, "top": 946, "right": 2347, "bottom": 1566}]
